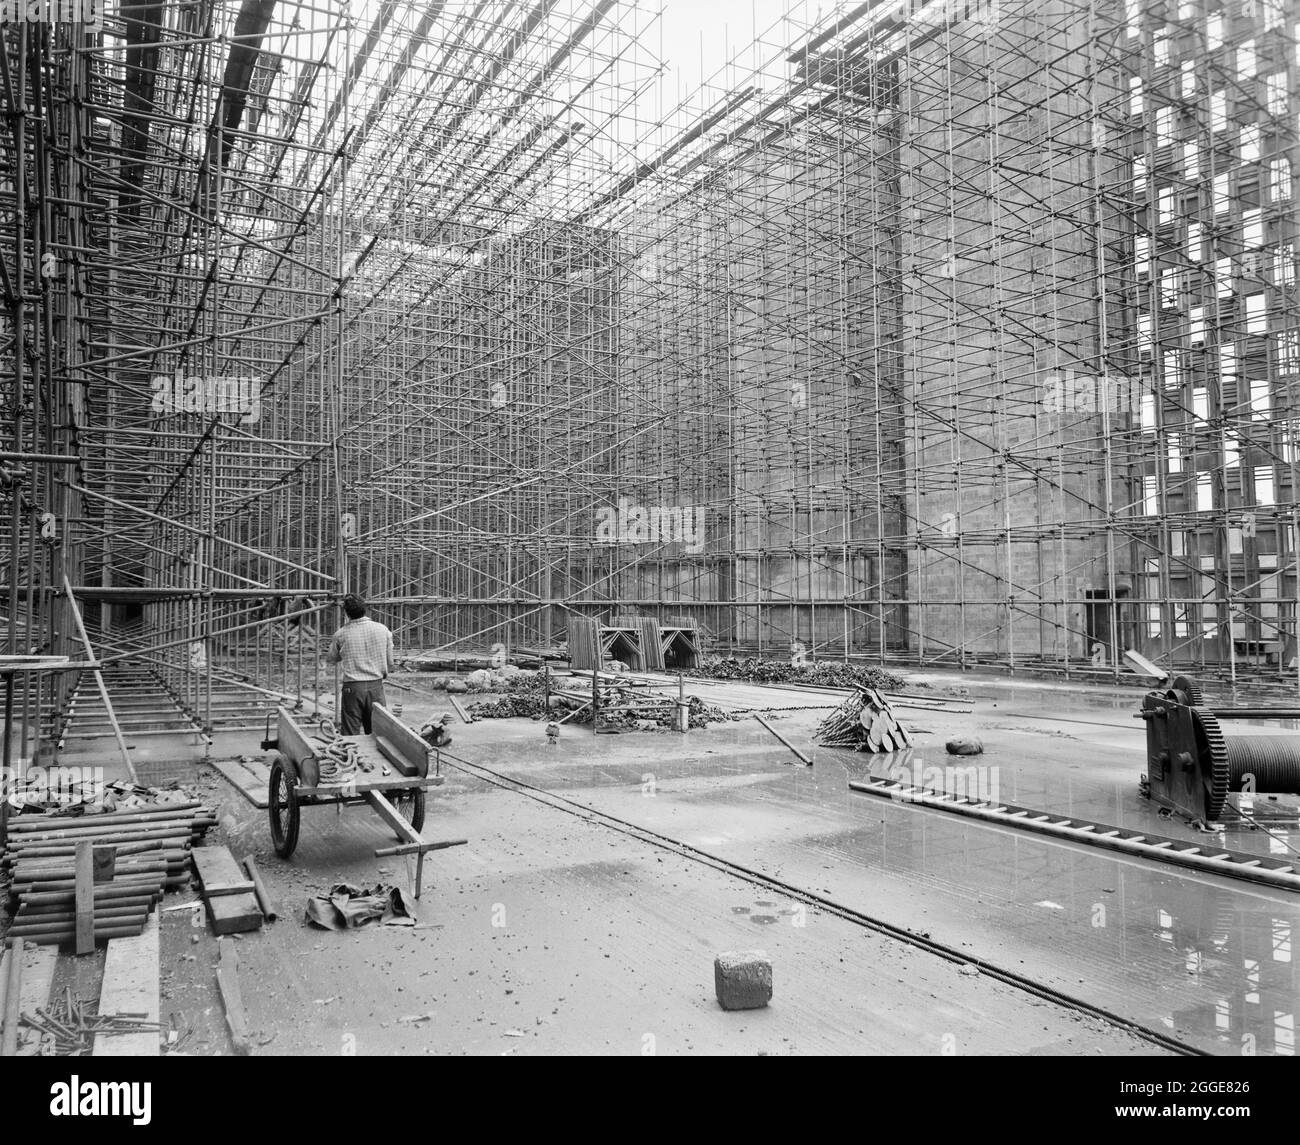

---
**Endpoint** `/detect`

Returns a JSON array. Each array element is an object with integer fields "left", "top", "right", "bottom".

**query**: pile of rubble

[
  {"left": 685, "top": 695, "right": 733, "bottom": 729},
  {"left": 466, "top": 688, "right": 732, "bottom": 730},
  {"left": 418, "top": 665, "right": 539, "bottom": 694},
  {"left": 686, "top": 658, "right": 905, "bottom": 691},
  {"left": 466, "top": 694, "right": 550, "bottom": 720},
  {"left": 4, "top": 777, "right": 206, "bottom": 818}
]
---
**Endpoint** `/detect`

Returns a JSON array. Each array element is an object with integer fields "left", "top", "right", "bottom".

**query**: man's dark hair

[{"left": 342, "top": 594, "right": 367, "bottom": 620}]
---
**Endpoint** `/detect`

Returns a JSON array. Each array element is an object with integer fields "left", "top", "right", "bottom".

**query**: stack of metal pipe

[
  {"left": 5, "top": 876, "right": 166, "bottom": 945},
  {"left": 2, "top": 801, "right": 216, "bottom": 945}
]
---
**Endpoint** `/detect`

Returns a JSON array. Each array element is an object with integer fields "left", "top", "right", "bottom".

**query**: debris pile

[
  {"left": 466, "top": 693, "right": 549, "bottom": 720},
  {"left": 466, "top": 688, "right": 731, "bottom": 729},
  {"left": 2, "top": 770, "right": 104, "bottom": 812},
  {"left": 815, "top": 688, "right": 913, "bottom": 752},
  {"left": 401, "top": 651, "right": 550, "bottom": 673},
  {"left": 688, "top": 657, "right": 905, "bottom": 691},
  {"left": 4, "top": 776, "right": 204, "bottom": 817},
  {"left": 587, "top": 688, "right": 730, "bottom": 731},
  {"left": 686, "top": 695, "right": 732, "bottom": 729},
  {"left": 591, "top": 691, "right": 674, "bottom": 730},
  {"left": 418, "top": 666, "right": 540, "bottom": 694}
]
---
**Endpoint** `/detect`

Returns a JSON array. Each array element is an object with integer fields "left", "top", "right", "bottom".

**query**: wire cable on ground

[{"left": 435, "top": 747, "right": 1208, "bottom": 1057}]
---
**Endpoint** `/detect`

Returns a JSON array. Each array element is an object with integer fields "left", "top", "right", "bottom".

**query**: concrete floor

[{"left": 113, "top": 669, "right": 1289, "bottom": 1057}]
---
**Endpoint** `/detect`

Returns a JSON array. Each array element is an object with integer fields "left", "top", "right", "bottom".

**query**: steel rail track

[{"left": 435, "top": 748, "right": 1209, "bottom": 1057}]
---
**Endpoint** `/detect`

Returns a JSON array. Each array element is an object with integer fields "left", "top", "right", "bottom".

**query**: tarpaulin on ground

[{"left": 305, "top": 882, "right": 415, "bottom": 929}]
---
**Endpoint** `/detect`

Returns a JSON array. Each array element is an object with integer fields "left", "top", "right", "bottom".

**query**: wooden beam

[
  {"left": 202, "top": 881, "right": 258, "bottom": 898},
  {"left": 215, "top": 938, "right": 250, "bottom": 1056},
  {"left": 373, "top": 838, "right": 468, "bottom": 858},
  {"left": 75, "top": 842, "right": 95, "bottom": 955},
  {"left": 0, "top": 942, "right": 56, "bottom": 1053},
  {"left": 0, "top": 950, "right": 9, "bottom": 1047},
  {"left": 192, "top": 847, "right": 262, "bottom": 934},
  {"left": 373, "top": 735, "right": 406, "bottom": 774},
  {"left": 753, "top": 713, "right": 813, "bottom": 766},
  {"left": 274, "top": 706, "right": 316, "bottom": 773},
  {"left": 0, "top": 943, "right": 55, "bottom": 1048},
  {"left": 370, "top": 704, "right": 429, "bottom": 776},
  {"left": 294, "top": 775, "right": 439, "bottom": 797},
  {"left": 364, "top": 789, "right": 422, "bottom": 846},
  {"left": 1123, "top": 648, "right": 1167, "bottom": 680},
  {"left": 1, "top": 939, "right": 22, "bottom": 1057}
]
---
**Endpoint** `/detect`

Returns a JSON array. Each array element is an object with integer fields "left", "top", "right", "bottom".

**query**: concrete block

[{"left": 714, "top": 950, "right": 772, "bottom": 1011}]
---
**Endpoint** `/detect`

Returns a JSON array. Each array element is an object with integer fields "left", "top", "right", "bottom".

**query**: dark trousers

[{"left": 340, "top": 679, "right": 385, "bottom": 735}]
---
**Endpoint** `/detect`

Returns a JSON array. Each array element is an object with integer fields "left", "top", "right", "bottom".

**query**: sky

[{"left": 653, "top": 0, "right": 809, "bottom": 99}]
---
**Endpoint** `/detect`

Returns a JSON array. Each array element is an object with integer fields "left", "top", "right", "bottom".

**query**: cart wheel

[
  {"left": 391, "top": 787, "right": 425, "bottom": 838},
  {"left": 268, "top": 753, "right": 300, "bottom": 858}
]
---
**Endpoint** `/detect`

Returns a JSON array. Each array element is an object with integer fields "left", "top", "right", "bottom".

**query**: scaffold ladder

[{"left": 848, "top": 777, "right": 1300, "bottom": 893}]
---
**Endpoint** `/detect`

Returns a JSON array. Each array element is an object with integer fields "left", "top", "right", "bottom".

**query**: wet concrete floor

[{"left": 156, "top": 670, "right": 1298, "bottom": 1055}]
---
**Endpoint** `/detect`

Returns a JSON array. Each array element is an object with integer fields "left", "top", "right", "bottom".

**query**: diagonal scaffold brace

[{"left": 61, "top": 574, "right": 136, "bottom": 783}]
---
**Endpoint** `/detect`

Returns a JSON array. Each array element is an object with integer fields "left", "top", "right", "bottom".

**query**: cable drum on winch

[
  {"left": 1221, "top": 733, "right": 1300, "bottom": 793},
  {"left": 1145, "top": 675, "right": 1300, "bottom": 821}
]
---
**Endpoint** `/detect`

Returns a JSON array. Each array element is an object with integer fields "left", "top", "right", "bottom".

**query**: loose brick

[{"left": 714, "top": 950, "right": 772, "bottom": 1011}]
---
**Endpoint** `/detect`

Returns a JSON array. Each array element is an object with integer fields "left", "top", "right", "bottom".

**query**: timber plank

[
  {"left": 12, "top": 943, "right": 57, "bottom": 1055},
  {"left": 192, "top": 847, "right": 262, "bottom": 934},
  {"left": 209, "top": 758, "right": 270, "bottom": 809},
  {"left": 93, "top": 913, "right": 159, "bottom": 1056},
  {"left": 364, "top": 790, "right": 422, "bottom": 846},
  {"left": 215, "top": 938, "right": 251, "bottom": 1056},
  {"left": 370, "top": 705, "right": 428, "bottom": 776}
]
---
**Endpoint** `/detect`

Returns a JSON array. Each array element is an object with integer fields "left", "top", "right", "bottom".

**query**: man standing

[{"left": 328, "top": 594, "right": 395, "bottom": 735}]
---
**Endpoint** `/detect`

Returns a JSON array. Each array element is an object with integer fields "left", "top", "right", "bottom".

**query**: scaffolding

[
  {"left": 605, "top": 0, "right": 1300, "bottom": 683},
  {"left": 4, "top": 0, "right": 1300, "bottom": 770},
  {"left": 1, "top": 0, "right": 676, "bottom": 755}
]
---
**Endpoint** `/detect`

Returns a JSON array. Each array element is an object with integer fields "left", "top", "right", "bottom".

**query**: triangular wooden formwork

[
  {"left": 570, "top": 615, "right": 662, "bottom": 671},
  {"left": 659, "top": 625, "right": 701, "bottom": 670},
  {"left": 600, "top": 624, "right": 645, "bottom": 671}
]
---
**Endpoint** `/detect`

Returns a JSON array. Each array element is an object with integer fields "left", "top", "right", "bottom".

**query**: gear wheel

[
  {"left": 1169, "top": 674, "right": 1205, "bottom": 706},
  {"left": 1192, "top": 708, "right": 1230, "bottom": 822}
]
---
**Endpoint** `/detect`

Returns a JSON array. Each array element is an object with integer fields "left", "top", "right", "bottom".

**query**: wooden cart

[{"left": 261, "top": 702, "right": 465, "bottom": 897}]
